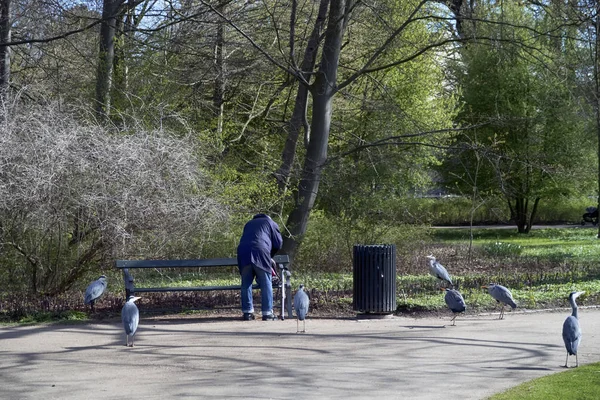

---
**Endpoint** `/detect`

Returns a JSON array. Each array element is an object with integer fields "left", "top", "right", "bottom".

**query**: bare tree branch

[{"left": 324, "top": 124, "right": 491, "bottom": 165}]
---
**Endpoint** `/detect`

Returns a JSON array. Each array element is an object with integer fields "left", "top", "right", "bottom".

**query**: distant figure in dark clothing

[{"left": 237, "top": 214, "right": 283, "bottom": 321}]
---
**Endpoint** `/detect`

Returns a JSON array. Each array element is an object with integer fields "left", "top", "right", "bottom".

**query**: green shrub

[{"left": 294, "top": 210, "right": 430, "bottom": 273}]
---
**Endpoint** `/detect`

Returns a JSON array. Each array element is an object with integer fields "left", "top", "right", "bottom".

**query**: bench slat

[
  {"left": 115, "top": 254, "right": 290, "bottom": 269},
  {"left": 134, "top": 284, "right": 260, "bottom": 292},
  {"left": 115, "top": 253, "right": 293, "bottom": 319}
]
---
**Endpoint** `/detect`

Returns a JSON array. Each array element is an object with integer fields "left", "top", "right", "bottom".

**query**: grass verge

[{"left": 487, "top": 362, "right": 600, "bottom": 400}]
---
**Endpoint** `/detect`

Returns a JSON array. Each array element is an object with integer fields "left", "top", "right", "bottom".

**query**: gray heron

[
  {"left": 293, "top": 284, "right": 310, "bottom": 333},
  {"left": 442, "top": 288, "right": 466, "bottom": 326},
  {"left": 122, "top": 295, "right": 141, "bottom": 347},
  {"left": 84, "top": 275, "right": 107, "bottom": 312},
  {"left": 482, "top": 284, "right": 517, "bottom": 319},
  {"left": 426, "top": 255, "right": 453, "bottom": 287},
  {"left": 562, "top": 291, "right": 584, "bottom": 368}
]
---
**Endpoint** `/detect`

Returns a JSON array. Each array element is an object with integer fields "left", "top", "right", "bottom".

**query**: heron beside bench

[{"left": 114, "top": 254, "right": 293, "bottom": 319}]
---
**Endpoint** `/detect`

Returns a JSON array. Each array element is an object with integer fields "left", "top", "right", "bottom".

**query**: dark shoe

[
  {"left": 262, "top": 314, "right": 276, "bottom": 321},
  {"left": 243, "top": 313, "right": 255, "bottom": 321}
]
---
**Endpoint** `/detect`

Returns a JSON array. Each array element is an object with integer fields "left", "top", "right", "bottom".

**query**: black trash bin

[{"left": 353, "top": 244, "right": 396, "bottom": 315}]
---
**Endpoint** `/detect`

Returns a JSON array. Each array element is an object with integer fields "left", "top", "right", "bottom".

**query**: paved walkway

[{"left": 1, "top": 308, "right": 600, "bottom": 400}]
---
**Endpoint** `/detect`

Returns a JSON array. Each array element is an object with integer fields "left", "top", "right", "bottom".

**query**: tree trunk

[
  {"left": 282, "top": 0, "right": 346, "bottom": 260},
  {"left": 274, "top": 0, "right": 330, "bottom": 191},
  {"left": 111, "top": 0, "right": 147, "bottom": 120},
  {"left": 512, "top": 196, "right": 540, "bottom": 234},
  {"left": 112, "top": 7, "right": 131, "bottom": 115},
  {"left": 213, "top": 3, "right": 225, "bottom": 136},
  {"left": 0, "top": 0, "right": 10, "bottom": 99},
  {"left": 595, "top": 2, "right": 600, "bottom": 239},
  {"left": 515, "top": 197, "right": 528, "bottom": 233},
  {"left": 95, "top": 0, "right": 124, "bottom": 118}
]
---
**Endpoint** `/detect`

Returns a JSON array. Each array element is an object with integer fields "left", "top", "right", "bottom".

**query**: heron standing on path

[
  {"left": 122, "top": 295, "right": 141, "bottom": 347},
  {"left": 84, "top": 275, "right": 107, "bottom": 312},
  {"left": 482, "top": 284, "right": 517, "bottom": 319},
  {"left": 426, "top": 255, "right": 453, "bottom": 287},
  {"left": 442, "top": 288, "right": 466, "bottom": 326},
  {"left": 293, "top": 284, "right": 310, "bottom": 333},
  {"left": 563, "top": 291, "right": 585, "bottom": 368}
]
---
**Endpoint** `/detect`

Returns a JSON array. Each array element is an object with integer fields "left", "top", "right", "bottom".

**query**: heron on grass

[
  {"left": 293, "top": 284, "right": 310, "bottom": 333},
  {"left": 84, "top": 275, "right": 107, "bottom": 312},
  {"left": 563, "top": 291, "right": 585, "bottom": 368},
  {"left": 442, "top": 288, "right": 466, "bottom": 326},
  {"left": 482, "top": 284, "right": 517, "bottom": 319},
  {"left": 122, "top": 295, "right": 141, "bottom": 347},
  {"left": 426, "top": 255, "right": 453, "bottom": 288}
]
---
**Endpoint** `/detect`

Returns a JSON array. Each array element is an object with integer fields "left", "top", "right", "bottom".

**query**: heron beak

[{"left": 481, "top": 285, "right": 488, "bottom": 289}]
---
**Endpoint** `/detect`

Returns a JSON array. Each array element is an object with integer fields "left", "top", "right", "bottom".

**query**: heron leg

[
  {"left": 131, "top": 336, "right": 135, "bottom": 347},
  {"left": 302, "top": 319, "right": 306, "bottom": 333},
  {"left": 450, "top": 315, "right": 457, "bottom": 326},
  {"left": 564, "top": 353, "right": 569, "bottom": 368},
  {"left": 296, "top": 318, "right": 299, "bottom": 334},
  {"left": 575, "top": 353, "right": 578, "bottom": 367},
  {"left": 499, "top": 304, "right": 505, "bottom": 320}
]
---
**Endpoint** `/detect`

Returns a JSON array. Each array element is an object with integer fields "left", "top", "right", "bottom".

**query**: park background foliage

[{"left": 0, "top": 0, "right": 599, "bottom": 318}]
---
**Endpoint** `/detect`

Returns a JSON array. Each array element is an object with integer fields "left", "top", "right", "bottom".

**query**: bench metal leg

[
  {"left": 278, "top": 266, "right": 293, "bottom": 320},
  {"left": 279, "top": 267, "right": 286, "bottom": 320},
  {"left": 286, "top": 285, "right": 293, "bottom": 319}
]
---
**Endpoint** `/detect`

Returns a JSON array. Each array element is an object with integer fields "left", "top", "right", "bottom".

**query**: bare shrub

[{"left": 0, "top": 100, "right": 228, "bottom": 294}]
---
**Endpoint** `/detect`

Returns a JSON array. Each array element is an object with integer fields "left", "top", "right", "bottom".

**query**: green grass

[
  {"left": 4, "top": 227, "right": 600, "bottom": 323},
  {"left": 433, "top": 228, "right": 600, "bottom": 261},
  {"left": 396, "top": 279, "right": 600, "bottom": 312},
  {"left": 129, "top": 225, "right": 600, "bottom": 314},
  {"left": 488, "top": 362, "right": 600, "bottom": 399},
  {"left": 13, "top": 310, "right": 89, "bottom": 325}
]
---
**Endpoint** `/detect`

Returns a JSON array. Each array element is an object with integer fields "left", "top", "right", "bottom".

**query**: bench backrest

[{"left": 115, "top": 254, "right": 290, "bottom": 269}]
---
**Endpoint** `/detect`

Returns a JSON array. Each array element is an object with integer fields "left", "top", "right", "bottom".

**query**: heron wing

[
  {"left": 430, "top": 262, "right": 452, "bottom": 285},
  {"left": 490, "top": 285, "right": 517, "bottom": 308},
  {"left": 122, "top": 302, "right": 139, "bottom": 335},
  {"left": 562, "top": 316, "right": 581, "bottom": 355},
  {"left": 294, "top": 290, "right": 310, "bottom": 320},
  {"left": 84, "top": 280, "right": 106, "bottom": 304},
  {"left": 445, "top": 290, "right": 466, "bottom": 313}
]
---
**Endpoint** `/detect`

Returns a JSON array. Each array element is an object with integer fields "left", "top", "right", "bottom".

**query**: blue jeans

[{"left": 239, "top": 264, "right": 273, "bottom": 316}]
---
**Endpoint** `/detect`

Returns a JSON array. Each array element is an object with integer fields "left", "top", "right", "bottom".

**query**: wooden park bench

[{"left": 114, "top": 254, "right": 293, "bottom": 319}]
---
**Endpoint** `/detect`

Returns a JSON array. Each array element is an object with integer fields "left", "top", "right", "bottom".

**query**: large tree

[
  {"left": 0, "top": 0, "right": 10, "bottom": 98},
  {"left": 442, "top": 1, "right": 594, "bottom": 233},
  {"left": 202, "top": 0, "right": 461, "bottom": 259}
]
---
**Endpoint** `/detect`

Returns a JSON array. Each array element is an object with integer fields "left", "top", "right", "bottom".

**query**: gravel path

[{"left": 2, "top": 307, "right": 600, "bottom": 399}]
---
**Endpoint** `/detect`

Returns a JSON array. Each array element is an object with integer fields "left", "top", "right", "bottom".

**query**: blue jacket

[{"left": 237, "top": 214, "right": 283, "bottom": 273}]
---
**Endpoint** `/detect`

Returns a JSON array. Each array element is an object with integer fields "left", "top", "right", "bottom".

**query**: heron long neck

[{"left": 570, "top": 297, "right": 579, "bottom": 318}]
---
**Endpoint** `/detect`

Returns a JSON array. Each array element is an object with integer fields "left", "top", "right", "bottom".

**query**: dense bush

[{"left": 0, "top": 100, "right": 228, "bottom": 294}]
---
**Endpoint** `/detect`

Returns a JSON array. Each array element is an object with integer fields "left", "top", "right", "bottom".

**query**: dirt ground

[{"left": 2, "top": 306, "right": 600, "bottom": 400}]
